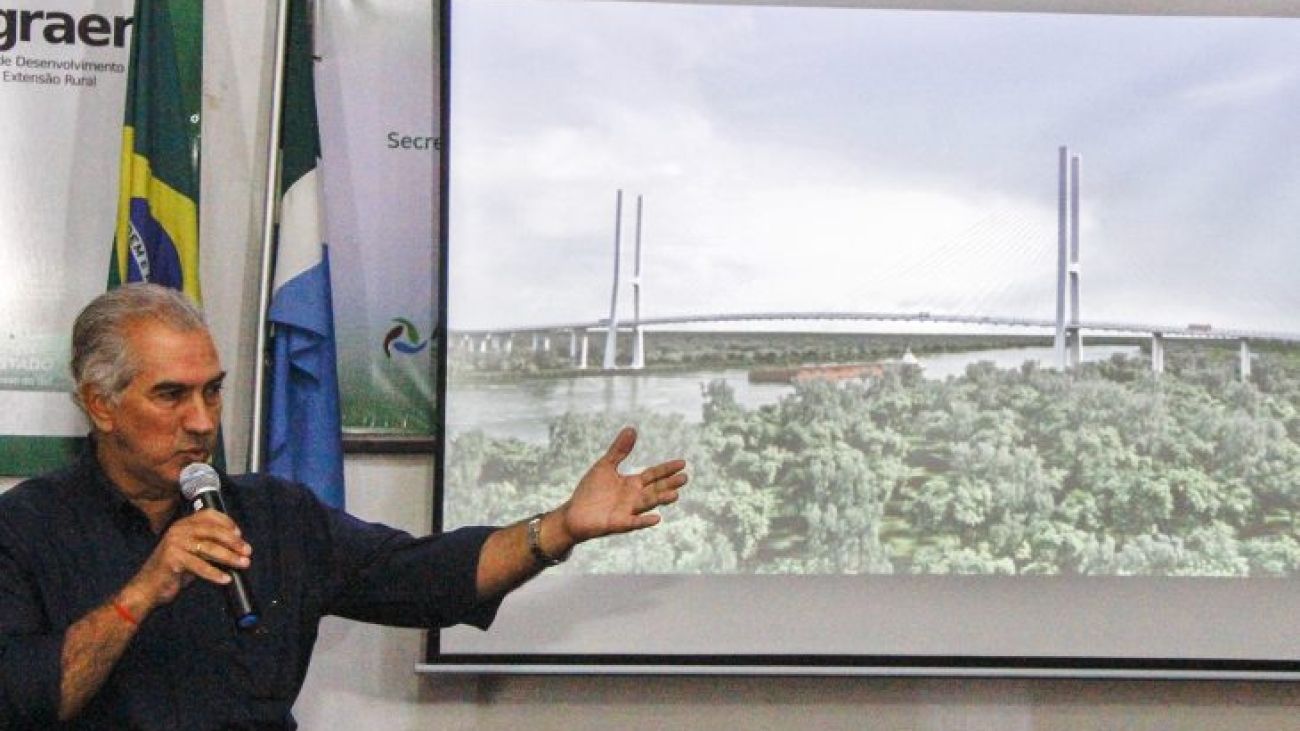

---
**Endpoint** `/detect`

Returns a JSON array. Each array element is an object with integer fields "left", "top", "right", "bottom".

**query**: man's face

[{"left": 86, "top": 319, "right": 225, "bottom": 499}]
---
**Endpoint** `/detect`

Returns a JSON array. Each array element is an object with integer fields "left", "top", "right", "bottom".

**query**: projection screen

[{"left": 426, "top": 0, "right": 1300, "bottom": 677}]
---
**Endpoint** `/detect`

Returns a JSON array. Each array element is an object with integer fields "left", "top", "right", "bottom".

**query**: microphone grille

[{"left": 179, "top": 462, "right": 221, "bottom": 500}]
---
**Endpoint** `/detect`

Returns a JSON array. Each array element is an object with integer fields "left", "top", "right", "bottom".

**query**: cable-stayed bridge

[
  {"left": 451, "top": 149, "right": 1300, "bottom": 377},
  {"left": 454, "top": 309, "right": 1300, "bottom": 377},
  {"left": 463, "top": 310, "right": 1300, "bottom": 343}
]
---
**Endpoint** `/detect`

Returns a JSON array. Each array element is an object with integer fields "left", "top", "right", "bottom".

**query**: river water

[{"left": 445, "top": 344, "right": 1140, "bottom": 443}]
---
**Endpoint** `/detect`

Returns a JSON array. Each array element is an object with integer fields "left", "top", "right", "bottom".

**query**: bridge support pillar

[
  {"left": 631, "top": 327, "right": 645, "bottom": 369},
  {"left": 1240, "top": 339, "right": 1252, "bottom": 381},
  {"left": 1151, "top": 333, "right": 1164, "bottom": 375},
  {"left": 602, "top": 329, "right": 619, "bottom": 370}
]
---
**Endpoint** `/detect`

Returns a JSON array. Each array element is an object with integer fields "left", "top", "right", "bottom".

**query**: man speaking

[{"left": 0, "top": 283, "right": 688, "bottom": 729}]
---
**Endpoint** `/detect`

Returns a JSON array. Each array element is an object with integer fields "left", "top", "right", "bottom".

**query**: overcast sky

[{"left": 446, "top": 0, "right": 1300, "bottom": 335}]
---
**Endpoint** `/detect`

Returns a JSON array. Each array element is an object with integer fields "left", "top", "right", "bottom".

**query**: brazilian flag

[
  {"left": 111, "top": 0, "right": 202, "bottom": 300},
  {"left": 108, "top": 0, "right": 221, "bottom": 467}
]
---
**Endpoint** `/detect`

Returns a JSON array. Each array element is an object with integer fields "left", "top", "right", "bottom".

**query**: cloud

[
  {"left": 448, "top": 1, "right": 1300, "bottom": 336},
  {"left": 1179, "top": 68, "right": 1300, "bottom": 108}
]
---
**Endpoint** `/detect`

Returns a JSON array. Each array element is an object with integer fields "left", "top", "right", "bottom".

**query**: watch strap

[{"left": 527, "top": 513, "right": 569, "bottom": 566}]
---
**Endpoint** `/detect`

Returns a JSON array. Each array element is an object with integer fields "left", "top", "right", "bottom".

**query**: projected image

[{"left": 443, "top": 1, "right": 1300, "bottom": 578}]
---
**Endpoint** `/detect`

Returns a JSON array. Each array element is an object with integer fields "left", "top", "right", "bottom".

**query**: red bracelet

[{"left": 111, "top": 600, "right": 139, "bottom": 626}]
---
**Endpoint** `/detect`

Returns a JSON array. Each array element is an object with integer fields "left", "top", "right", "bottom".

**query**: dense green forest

[{"left": 444, "top": 341, "right": 1300, "bottom": 577}]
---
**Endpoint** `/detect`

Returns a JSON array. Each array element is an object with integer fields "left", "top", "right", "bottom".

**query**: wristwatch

[{"left": 527, "top": 513, "right": 570, "bottom": 566}]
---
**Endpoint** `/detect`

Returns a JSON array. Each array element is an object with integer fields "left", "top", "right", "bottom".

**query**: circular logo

[{"left": 382, "top": 317, "right": 430, "bottom": 358}]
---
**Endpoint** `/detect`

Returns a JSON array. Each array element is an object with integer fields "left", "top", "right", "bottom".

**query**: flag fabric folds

[
  {"left": 265, "top": 0, "right": 346, "bottom": 508},
  {"left": 112, "top": 0, "right": 201, "bottom": 300}
]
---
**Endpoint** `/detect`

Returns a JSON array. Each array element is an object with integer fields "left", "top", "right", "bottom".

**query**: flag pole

[{"left": 249, "top": 0, "right": 293, "bottom": 472}]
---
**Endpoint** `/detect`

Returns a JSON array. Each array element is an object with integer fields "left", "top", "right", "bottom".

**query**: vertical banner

[
  {"left": 315, "top": 0, "right": 439, "bottom": 438},
  {"left": 0, "top": 1, "right": 135, "bottom": 474}
]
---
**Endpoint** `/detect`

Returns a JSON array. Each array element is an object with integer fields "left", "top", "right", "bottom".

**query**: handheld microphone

[{"left": 179, "top": 463, "right": 260, "bottom": 631}]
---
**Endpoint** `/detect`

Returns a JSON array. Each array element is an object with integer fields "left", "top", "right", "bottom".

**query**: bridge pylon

[
  {"left": 1054, "top": 146, "right": 1083, "bottom": 370},
  {"left": 631, "top": 195, "right": 645, "bottom": 370},
  {"left": 602, "top": 190, "right": 647, "bottom": 370},
  {"left": 603, "top": 190, "right": 623, "bottom": 370}
]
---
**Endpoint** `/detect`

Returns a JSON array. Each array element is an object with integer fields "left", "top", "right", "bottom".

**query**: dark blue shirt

[{"left": 0, "top": 448, "right": 500, "bottom": 730}]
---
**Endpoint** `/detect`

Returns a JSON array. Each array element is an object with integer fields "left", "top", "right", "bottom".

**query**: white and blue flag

[{"left": 266, "top": 0, "right": 345, "bottom": 508}]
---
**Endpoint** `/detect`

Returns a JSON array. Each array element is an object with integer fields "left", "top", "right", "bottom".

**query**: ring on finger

[{"left": 192, "top": 541, "right": 206, "bottom": 557}]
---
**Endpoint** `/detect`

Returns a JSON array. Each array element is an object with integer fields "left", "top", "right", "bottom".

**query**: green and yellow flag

[
  {"left": 109, "top": 0, "right": 221, "bottom": 466},
  {"left": 111, "top": 0, "right": 202, "bottom": 300}
]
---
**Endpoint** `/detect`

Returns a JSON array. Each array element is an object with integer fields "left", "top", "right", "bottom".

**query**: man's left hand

[{"left": 552, "top": 427, "right": 688, "bottom": 550}]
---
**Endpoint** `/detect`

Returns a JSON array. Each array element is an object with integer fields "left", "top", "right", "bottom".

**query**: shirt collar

[{"left": 79, "top": 436, "right": 165, "bottom": 531}]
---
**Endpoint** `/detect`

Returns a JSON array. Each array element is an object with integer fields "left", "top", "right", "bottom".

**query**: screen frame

[{"left": 426, "top": 0, "right": 1300, "bottom": 678}]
